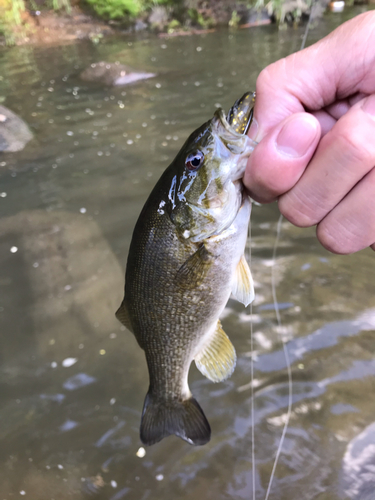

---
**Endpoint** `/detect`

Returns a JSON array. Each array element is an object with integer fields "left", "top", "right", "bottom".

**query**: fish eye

[{"left": 185, "top": 150, "right": 204, "bottom": 171}]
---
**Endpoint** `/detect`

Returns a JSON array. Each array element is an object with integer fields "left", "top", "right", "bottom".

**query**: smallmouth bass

[{"left": 116, "top": 92, "right": 257, "bottom": 446}]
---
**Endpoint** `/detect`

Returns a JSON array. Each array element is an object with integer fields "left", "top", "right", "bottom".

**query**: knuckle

[
  {"left": 256, "top": 61, "right": 285, "bottom": 93},
  {"left": 333, "top": 119, "right": 375, "bottom": 167}
]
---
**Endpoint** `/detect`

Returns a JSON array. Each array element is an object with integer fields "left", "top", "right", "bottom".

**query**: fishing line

[
  {"left": 247, "top": 213, "right": 256, "bottom": 500},
  {"left": 263, "top": 213, "right": 293, "bottom": 500},
  {"left": 251, "top": 3, "right": 318, "bottom": 499}
]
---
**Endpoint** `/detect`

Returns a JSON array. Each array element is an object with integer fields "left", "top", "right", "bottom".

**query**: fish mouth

[{"left": 225, "top": 91, "right": 256, "bottom": 136}]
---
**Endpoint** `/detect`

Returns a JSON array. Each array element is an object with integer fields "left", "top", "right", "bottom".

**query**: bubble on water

[
  {"left": 64, "top": 285, "right": 72, "bottom": 291},
  {"left": 109, "top": 333, "right": 117, "bottom": 339},
  {"left": 155, "top": 83, "right": 161, "bottom": 89},
  {"left": 161, "top": 44, "right": 167, "bottom": 49},
  {"left": 10, "top": 246, "right": 18, "bottom": 253},
  {"left": 20, "top": 491, "right": 26, "bottom": 495},
  {"left": 97, "top": 151, "right": 103, "bottom": 156},
  {"left": 33, "top": 262, "right": 39, "bottom": 268},
  {"left": 58, "top": 464, "right": 64, "bottom": 470},
  {"left": 51, "top": 362, "right": 58, "bottom": 368},
  {"left": 80, "top": 208, "right": 87, "bottom": 214},
  {"left": 99, "top": 349, "right": 106, "bottom": 355},
  {"left": 67, "top": 131, "right": 74, "bottom": 136},
  {"left": 156, "top": 474, "right": 164, "bottom": 481},
  {"left": 111, "top": 480, "right": 117, "bottom": 488},
  {"left": 196, "top": 46, "right": 202, "bottom": 52},
  {"left": 136, "top": 134, "right": 141, "bottom": 139},
  {"left": 110, "top": 398, "right": 116, "bottom": 405},
  {"left": 0, "top": 192, "right": 7, "bottom": 197},
  {"left": 136, "top": 447, "right": 146, "bottom": 458},
  {"left": 127, "top": 140, "right": 133, "bottom": 145},
  {"left": 62, "top": 357, "right": 77, "bottom": 368}
]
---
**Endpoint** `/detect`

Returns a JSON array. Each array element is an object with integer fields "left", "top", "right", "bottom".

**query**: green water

[{"left": 0, "top": 6, "right": 374, "bottom": 499}]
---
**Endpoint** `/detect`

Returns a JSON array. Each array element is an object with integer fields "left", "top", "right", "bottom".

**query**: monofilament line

[
  {"left": 263, "top": 214, "right": 293, "bottom": 500},
  {"left": 263, "top": 4, "right": 317, "bottom": 496},
  {"left": 247, "top": 209, "right": 256, "bottom": 500}
]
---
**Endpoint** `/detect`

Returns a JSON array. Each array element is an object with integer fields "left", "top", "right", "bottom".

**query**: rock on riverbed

[
  {"left": 0, "top": 106, "right": 33, "bottom": 153},
  {"left": 0, "top": 210, "right": 124, "bottom": 364},
  {"left": 79, "top": 61, "right": 156, "bottom": 86}
]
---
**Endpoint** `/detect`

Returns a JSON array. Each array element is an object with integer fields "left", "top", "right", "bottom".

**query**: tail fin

[{"left": 140, "top": 391, "right": 211, "bottom": 446}]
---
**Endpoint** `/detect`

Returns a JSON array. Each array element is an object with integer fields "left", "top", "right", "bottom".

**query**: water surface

[{"left": 0, "top": 6, "right": 374, "bottom": 499}]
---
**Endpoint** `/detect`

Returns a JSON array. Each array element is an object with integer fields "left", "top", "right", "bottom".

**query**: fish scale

[{"left": 117, "top": 93, "right": 257, "bottom": 446}]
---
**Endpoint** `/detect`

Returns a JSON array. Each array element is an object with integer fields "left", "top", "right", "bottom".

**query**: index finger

[{"left": 249, "top": 11, "right": 375, "bottom": 141}]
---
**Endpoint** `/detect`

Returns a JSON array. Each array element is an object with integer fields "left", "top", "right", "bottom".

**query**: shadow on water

[{"left": 0, "top": 6, "right": 374, "bottom": 499}]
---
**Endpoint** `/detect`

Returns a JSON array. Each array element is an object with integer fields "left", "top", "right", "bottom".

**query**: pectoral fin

[
  {"left": 115, "top": 299, "right": 133, "bottom": 333},
  {"left": 195, "top": 321, "right": 236, "bottom": 383},
  {"left": 231, "top": 254, "right": 254, "bottom": 306},
  {"left": 175, "top": 244, "right": 211, "bottom": 289}
]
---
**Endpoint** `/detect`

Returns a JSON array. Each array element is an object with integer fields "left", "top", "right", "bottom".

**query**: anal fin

[
  {"left": 195, "top": 321, "right": 236, "bottom": 383},
  {"left": 231, "top": 254, "right": 254, "bottom": 306}
]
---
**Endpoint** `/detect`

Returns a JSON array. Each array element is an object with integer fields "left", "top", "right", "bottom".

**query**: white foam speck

[{"left": 62, "top": 358, "right": 77, "bottom": 368}]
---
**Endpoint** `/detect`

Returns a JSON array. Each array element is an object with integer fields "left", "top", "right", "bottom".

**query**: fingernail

[
  {"left": 362, "top": 95, "right": 375, "bottom": 118},
  {"left": 276, "top": 115, "right": 318, "bottom": 158},
  {"left": 247, "top": 117, "right": 259, "bottom": 141}
]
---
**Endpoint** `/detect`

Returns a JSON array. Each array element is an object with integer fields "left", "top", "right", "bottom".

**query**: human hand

[{"left": 244, "top": 11, "right": 375, "bottom": 254}]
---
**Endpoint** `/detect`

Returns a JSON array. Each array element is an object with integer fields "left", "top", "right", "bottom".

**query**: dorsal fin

[
  {"left": 194, "top": 321, "right": 236, "bottom": 383},
  {"left": 115, "top": 299, "right": 133, "bottom": 333}
]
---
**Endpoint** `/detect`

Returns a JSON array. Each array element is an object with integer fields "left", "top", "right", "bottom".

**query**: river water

[{"left": 0, "top": 6, "right": 374, "bottom": 500}]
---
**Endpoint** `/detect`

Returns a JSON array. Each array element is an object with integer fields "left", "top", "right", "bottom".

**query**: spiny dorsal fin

[
  {"left": 115, "top": 299, "right": 133, "bottom": 333},
  {"left": 195, "top": 321, "right": 236, "bottom": 383},
  {"left": 231, "top": 254, "right": 254, "bottom": 306}
]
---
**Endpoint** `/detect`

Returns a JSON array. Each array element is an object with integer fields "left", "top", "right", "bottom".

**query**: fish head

[{"left": 167, "top": 92, "right": 257, "bottom": 242}]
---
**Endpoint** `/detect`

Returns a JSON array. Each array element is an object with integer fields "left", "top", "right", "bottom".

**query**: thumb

[{"left": 243, "top": 113, "right": 321, "bottom": 203}]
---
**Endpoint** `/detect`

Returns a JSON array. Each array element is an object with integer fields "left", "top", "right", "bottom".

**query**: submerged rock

[
  {"left": 79, "top": 61, "right": 155, "bottom": 86},
  {"left": 0, "top": 210, "right": 123, "bottom": 364},
  {"left": 0, "top": 105, "right": 33, "bottom": 153}
]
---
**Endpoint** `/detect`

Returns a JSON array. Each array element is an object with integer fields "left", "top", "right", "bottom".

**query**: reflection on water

[{"left": 0, "top": 6, "right": 374, "bottom": 499}]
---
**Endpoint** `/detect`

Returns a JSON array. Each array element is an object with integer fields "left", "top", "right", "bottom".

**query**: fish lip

[
  {"left": 215, "top": 92, "right": 256, "bottom": 137},
  {"left": 215, "top": 108, "right": 245, "bottom": 137}
]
